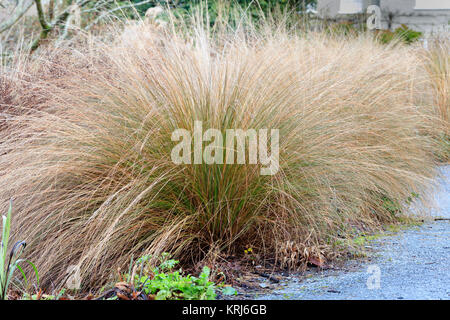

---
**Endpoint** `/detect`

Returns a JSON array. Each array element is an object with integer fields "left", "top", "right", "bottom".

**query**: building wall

[
  {"left": 318, "top": 0, "right": 372, "bottom": 17},
  {"left": 317, "top": 0, "right": 450, "bottom": 33}
]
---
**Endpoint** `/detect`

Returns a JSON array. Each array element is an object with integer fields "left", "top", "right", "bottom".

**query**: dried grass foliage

[{"left": 0, "top": 19, "right": 443, "bottom": 289}]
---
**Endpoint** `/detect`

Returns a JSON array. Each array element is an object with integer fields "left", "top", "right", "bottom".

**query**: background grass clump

[
  {"left": 0, "top": 9, "right": 443, "bottom": 291},
  {"left": 422, "top": 34, "right": 450, "bottom": 162}
]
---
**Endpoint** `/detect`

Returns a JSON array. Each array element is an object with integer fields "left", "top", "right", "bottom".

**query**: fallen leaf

[
  {"left": 308, "top": 256, "right": 326, "bottom": 268},
  {"left": 84, "top": 293, "right": 94, "bottom": 300},
  {"left": 114, "top": 282, "right": 132, "bottom": 294},
  {"left": 116, "top": 292, "right": 130, "bottom": 300}
]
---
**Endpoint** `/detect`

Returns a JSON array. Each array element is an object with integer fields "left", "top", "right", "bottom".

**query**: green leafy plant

[
  {"left": 130, "top": 253, "right": 235, "bottom": 300},
  {"left": 22, "top": 288, "right": 66, "bottom": 300},
  {"left": 377, "top": 25, "right": 422, "bottom": 45},
  {"left": 0, "top": 201, "right": 39, "bottom": 300}
]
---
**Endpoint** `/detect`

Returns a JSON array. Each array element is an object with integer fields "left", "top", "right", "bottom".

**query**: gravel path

[{"left": 257, "top": 166, "right": 450, "bottom": 300}]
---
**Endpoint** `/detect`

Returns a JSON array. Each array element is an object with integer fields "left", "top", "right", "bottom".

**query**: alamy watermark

[
  {"left": 171, "top": 121, "right": 279, "bottom": 175},
  {"left": 367, "top": 5, "right": 382, "bottom": 30},
  {"left": 366, "top": 265, "right": 381, "bottom": 289},
  {"left": 65, "top": 265, "right": 81, "bottom": 290}
]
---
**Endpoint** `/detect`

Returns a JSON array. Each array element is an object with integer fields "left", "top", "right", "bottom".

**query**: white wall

[{"left": 317, "top": 0, "right": 450, "bottom": 33}]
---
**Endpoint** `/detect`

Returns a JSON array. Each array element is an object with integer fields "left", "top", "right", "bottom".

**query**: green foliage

[
  {"left": 377, "top": 24, "right": 422, "bottom": 45},
  {"left": 381, "top": 195, "right": 402, "bottom": 216},
  {"left": 221, "top": 286, "right": 237, "bottom": 296},
  {"left": 405, "top": 192, "right": 419, "bottom": 206},
  {"left": 0, "top": 201, "right": 39, "bottom": 300},
  {"left": 327, "top": 22, "right": 421, "bottom": 46},
  {"left": 125, "top": 0, "right": 316, "bottom": 24},
  {"left": 130, "top": 253, "right": 236, "bottom": 300},
  {"left": 22, "top": 289, "right": 65, "bottom": 300},
  {"left": 352, "top": 234, "right": 380, "bottom": 246},
  {"left": 380, "top": 192, "right": 419, "bottom": 217},
  {"left": 435, "top": 134, "right": 450, "bottom": 162}
]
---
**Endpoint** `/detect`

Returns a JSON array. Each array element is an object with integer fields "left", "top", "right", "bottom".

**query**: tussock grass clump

[
  {"left": 0, "top": 47, "right": 37, "bottom": 131},
  {"left": 0, "top": 21, "right": 440, "bottom": 289},
  {"left": 424, "top": 35, "right": 450, "bottom": 131},
  {"left": 0, "top": 44, "right": 84, "bottom": 133},
  {"left": 422, "top": 34, "right": 450, "bottom": 161}
]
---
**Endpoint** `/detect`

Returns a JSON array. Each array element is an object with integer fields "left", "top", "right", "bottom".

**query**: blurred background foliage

[
  {"left": 123, "top": 0, "right": 317, "bottom": 17},
  {"left": 0, "top": 1, "right": 318, "bottom": 53},
  {"left": 0, "top": 0, "right": 423, "bottom": 54}
]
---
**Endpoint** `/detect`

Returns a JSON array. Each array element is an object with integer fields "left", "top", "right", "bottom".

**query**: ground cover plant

[
  {"left": 0, "top": 201, "right": 38, "bottom": 300},
  {"left": 0, "top": 4, "right": 445, "bottom": 295},
  {"left": 78, "top": 252, "right": 235, "bottom": 300}
]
